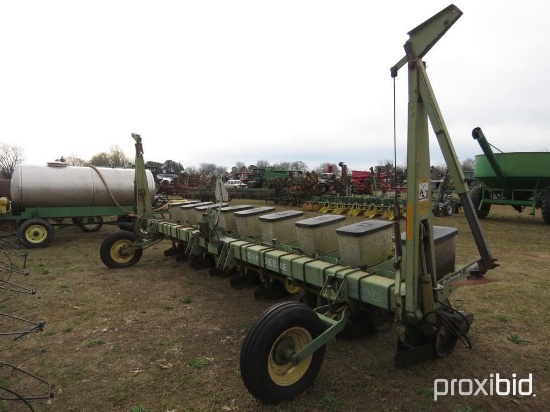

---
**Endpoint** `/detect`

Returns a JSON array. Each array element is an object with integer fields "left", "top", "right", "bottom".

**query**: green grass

[
  {"left": 496, "top": 315, "right": 508, "bottom": 322},
  {"left": 188, "top": 356, "right": 210, "bottom": 369},
  {"left": 85, "top": 338, "right": 106, "bottom": 347},
  {"left": 129, "top": 405, "right": 150, "bottom": 412},
  {"left": 507, "top": 333, "right": 526, "bottom": 344},
  {"left": 320, "top": 392, "right": 344, "bottom": 411}
]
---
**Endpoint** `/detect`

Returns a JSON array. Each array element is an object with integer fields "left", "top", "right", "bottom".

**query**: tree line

[{"left": 0, "top": 142, "right": 476, "bottom": 181}]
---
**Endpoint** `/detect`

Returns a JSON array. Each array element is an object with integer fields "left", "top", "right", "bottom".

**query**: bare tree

[
  {"left": 0, "top": 143, "right": 24, "bottom": 178},
  {"left": 65, "top": 155, "right": 88, "bottom": 166},
  {"left": 315, "top": 162, "right": 338, "bottom": 174},
  {"left": 290, "top": 161, "right": 308, "bottom": 172},
  {"left": 89, "top": 152, "right": 111, "bottom": 167},
  {"left": 184, "top": 166, "right": 199, "bottom": 176},
  {"left": 273, "top": 160, "right": 308, "bottom": 172},
  {"left": 230, "top": 163, "right": 249, "bottom": 178},
  {"left": 431, "top": 164, "right": 446, "bottom": 180},
  {"left": 234, "top": 161, "right": 247, "bottom": 171},
  {"left": 254, "top": 159, "right": 270, "bottom": 169},
  {"left": 89, "top": 146, "right": 131, "bottom": 168},
  {"left": 461, "top": 157, "right": 475, "bottom": 171},
  {"left": 109, "top": 145, "right": 131, "bottom": 168},
  {"left": 199, "top": 162, "right": 227, "bottom": 179},
  {"left": 215, "top": 165, "right": 228, "bottom": 177}
]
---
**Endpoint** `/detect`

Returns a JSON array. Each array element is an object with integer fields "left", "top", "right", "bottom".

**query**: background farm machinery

[
  {"left": 310, "top": 175, "right": 461, "bottom": 220},
  {"left": 470, "top": 127, "right": 550, "bottom": 223},
  {"left": 159, "top": 162, "right": 411, "bottom": 208},
  {"left": 0, "top": 164, "right": 157, "bottom": 248},
  {"left": 100, "top": 5, "right": 499, "bottom": 405}
]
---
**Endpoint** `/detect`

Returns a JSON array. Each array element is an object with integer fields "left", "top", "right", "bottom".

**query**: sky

[{"left": 1, "top": 1, "right": 549, "bottom": 173}]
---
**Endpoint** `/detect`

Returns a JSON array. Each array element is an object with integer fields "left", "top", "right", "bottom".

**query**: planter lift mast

[{"left": 238, "top": 4, "right": 498, "bottom": 402}]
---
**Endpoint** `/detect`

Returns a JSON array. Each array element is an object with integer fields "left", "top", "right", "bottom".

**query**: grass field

[{"left": 1, "top": 202, "right": 549, "bottom": 412}]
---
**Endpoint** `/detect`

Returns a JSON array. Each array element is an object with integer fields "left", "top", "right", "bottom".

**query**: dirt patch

[{"left": 2, "top": 202, "right": 549, "bottom": 411}]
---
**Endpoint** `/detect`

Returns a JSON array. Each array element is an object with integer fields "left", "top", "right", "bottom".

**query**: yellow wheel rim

[
  {"left": 110, "top": 239, "right": 135, "bottom": 264},
  {"left": 268, "top": 327, "right": 312, "bottom": 386},
  {"left": 284, "top": 279, "right": 303, "bottom": 295},
  {"left": 24, "top": 225, "right": 48, "bottom": 244}
]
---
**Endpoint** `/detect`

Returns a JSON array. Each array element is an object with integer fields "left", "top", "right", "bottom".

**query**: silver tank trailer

[{"left": 10, "top": 164, "right": 156, "bottom": 208}]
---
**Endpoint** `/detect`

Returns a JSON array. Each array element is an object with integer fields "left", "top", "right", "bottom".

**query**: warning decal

[{"left": 418, "top": 179, "right": 429, "bottom": 200}]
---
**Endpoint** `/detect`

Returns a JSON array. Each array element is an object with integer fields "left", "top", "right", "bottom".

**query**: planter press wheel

[
  {"left": 432, "top": 319, "right": 459, "bottom": 358},
  {"left": 367, "top": 306, "right": 394, "bottom": 332},
  {"left": 283, "top": 279, "right": 303, "bottom": 296},
  {"left": 100, "top": 231, "right": 143, "bottom": 269},
  {"left": 240, "top": 301, "right": 326, "bottom": 404},
  {"left": 17, "top": 218, "right": 54, "bottom": 248},
  {"left": 75, "top": 216, "right": 104, "bottom": 232}
]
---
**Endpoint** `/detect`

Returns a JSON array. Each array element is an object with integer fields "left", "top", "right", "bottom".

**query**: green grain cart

[{"left": 470, "top": 127, "right": 550, "bottom": 223}]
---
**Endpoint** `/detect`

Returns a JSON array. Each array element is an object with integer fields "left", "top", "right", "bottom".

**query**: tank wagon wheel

[
  {"left": 240, "top": 301, "right": 326, "bottom": 404},
  {"left": 469, "top": 186, "right": 490, "bottom": 219},
  {"left": 541, "top": 188, "right": 550, "bottom": 224},
  {"left": 100, "top": 231, "right": 143, "bottom": 269},
  {"left": 17, "top": 218, "right": 54, "bottom": 248},
  {"left": 75, "top": 216, "right": 104, "bottom": 232}
]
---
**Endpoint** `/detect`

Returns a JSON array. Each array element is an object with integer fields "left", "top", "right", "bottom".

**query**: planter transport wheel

[
  {"left": 100, "top": 231, "right": 143, "bottom": 268},
  {"left": 240, "top": 301, "right": 326, "bottom": 404}
]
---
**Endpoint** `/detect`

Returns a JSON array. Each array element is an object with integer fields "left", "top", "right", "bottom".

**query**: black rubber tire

[
  {"left": 337, "top": 310, "right": 374, "bottom": 339},
  {"left": 368, "top": 306, "right": 394, "bottom": 332},
  {"left": 100, "top": 231, "right": 143, "bottom": 268},
  {"left": 75, "top": 216, "right": 104, "bottom": 232},
  {"left": 240, "top": 301, "right": 326, "bottom": 404},
  {"left": 541, "top": 189, "right": 550, "bottom": 224},
  {"left": 17, "top": 218, "right": 54, "bottom": 248},
  {"left": 14, "top": 219, "right": 24, "bottom": 230},
  {"left": 469, "top": 186, "right": 490, "bottom": 219}
]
